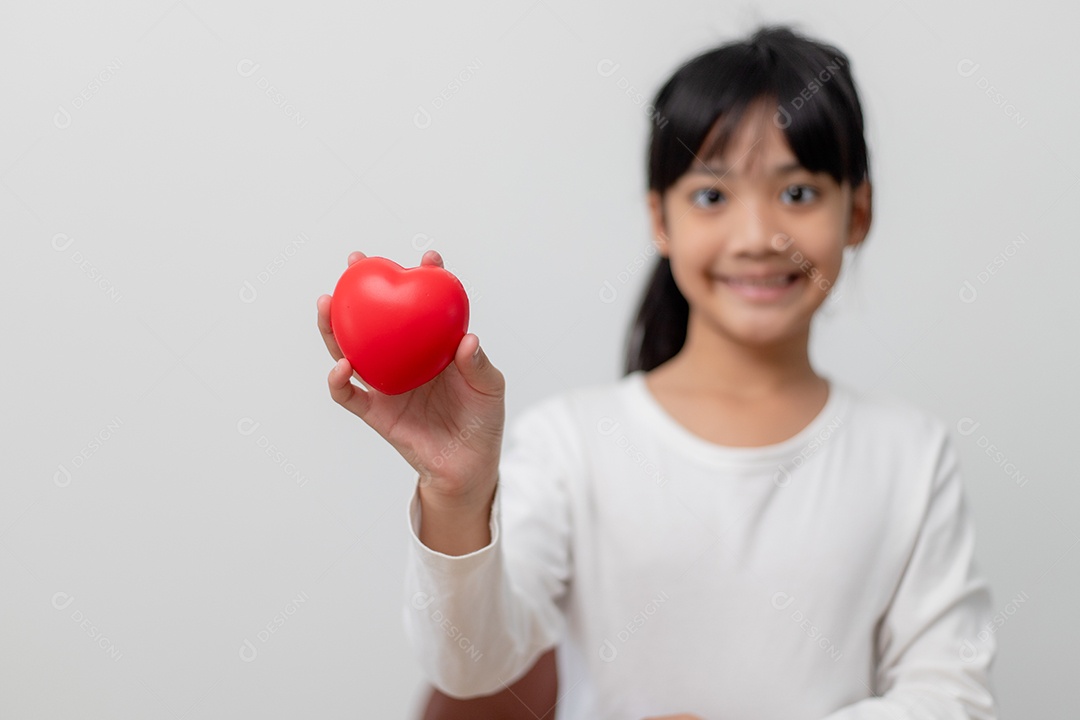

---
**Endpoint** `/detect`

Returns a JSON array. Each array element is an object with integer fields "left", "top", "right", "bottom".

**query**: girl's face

[{"left": 647, "top": 101, "right": 872, "bottom": 348}]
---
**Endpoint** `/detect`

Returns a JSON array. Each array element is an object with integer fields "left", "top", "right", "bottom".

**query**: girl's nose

[{"left": 729, "top": 198, "right": 775, "bottom": 253}]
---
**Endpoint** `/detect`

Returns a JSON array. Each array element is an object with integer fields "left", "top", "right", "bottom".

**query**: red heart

[{"left": 331, "top": 256, "right": 469, "bottom": 395}]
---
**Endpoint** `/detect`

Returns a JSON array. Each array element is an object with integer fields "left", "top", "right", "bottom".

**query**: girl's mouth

[{"left": 712, "top": 273, "right": 803, "bottom": 300}]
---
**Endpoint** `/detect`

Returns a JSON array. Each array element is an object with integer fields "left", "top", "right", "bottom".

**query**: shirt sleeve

[
  {"left": 818, "top": 423, "right": 999, "bottom": 720},
  {"left": 400, "top": 398, "right": 574, "bottom": 698}
]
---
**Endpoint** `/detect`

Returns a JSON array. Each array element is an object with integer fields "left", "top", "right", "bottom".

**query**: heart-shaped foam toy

[{"left": 330, "top": 256, "right": 469, "bottom": 395}]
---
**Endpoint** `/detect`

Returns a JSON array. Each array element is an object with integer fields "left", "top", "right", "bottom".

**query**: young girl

[{"left": 317, "top": 24, "right": 998, "bottom": 720}]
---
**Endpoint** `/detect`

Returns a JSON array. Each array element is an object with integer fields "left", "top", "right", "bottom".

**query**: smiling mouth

[{"left": 712, "top": 273, "right": 801, "bottom": 288}]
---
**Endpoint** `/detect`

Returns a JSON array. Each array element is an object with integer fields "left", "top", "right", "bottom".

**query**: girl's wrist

[{"left": 417, "top": 472, "right": 498, "bottom": 515}]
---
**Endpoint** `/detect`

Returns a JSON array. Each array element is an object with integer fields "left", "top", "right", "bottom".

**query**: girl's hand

[{"left": 318, "top": 250, "right": 506, "bottom": 506}]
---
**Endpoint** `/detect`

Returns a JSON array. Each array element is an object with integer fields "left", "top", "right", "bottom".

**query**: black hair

[{"left": 623, "top": 24, "right": 871, "bottom": 376}]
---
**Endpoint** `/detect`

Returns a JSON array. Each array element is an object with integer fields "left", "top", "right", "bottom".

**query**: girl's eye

[
  {"left": 781, "top": 184, "right": 818, "bottom": 204},
  {"left": 691, "top": 187, "right": 726, "bottom": 208}
]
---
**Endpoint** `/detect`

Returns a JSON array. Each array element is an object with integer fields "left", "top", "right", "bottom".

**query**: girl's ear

[
  {"left": 647, "top": 190, "right": 669, "bottom": 257},
  {"left": 847, "top": 180, "right": 872, "bottom": 249}
]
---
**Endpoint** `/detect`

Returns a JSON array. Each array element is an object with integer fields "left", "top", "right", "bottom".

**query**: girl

[{"left": 317, "top": 24, "right": 998, "bottom": 720}]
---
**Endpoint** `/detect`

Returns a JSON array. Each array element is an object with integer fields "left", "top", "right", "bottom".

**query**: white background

[{"left": 1, "top": 0, "right": 1076, "bottom": 717}]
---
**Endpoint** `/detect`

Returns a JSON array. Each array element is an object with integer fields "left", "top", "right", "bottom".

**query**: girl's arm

[
  {"left": 401, "top": 396, "right": 575, "bottom": 699},
  {"left": 418, "top": 647, "right": 557, "bottom": 719},
  {"left": 817, "top": 425, "right": 998, "bottom": 720}
]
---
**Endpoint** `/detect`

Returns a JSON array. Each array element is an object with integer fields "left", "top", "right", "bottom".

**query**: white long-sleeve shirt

[{"left": 401, "top": 370, "right": 998, "bottom": 719}]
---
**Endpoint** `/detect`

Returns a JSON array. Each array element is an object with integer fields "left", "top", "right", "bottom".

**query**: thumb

[
  {"left": 455, "top": 333, "right": 503, "bottom": 395},
  {"left": 328, "top": 357, "right": 374, "bottom": 419}
]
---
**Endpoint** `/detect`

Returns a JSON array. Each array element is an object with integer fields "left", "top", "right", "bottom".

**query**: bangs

[{"left": 647, "top": 26, "right": 868, "bottom": 193}]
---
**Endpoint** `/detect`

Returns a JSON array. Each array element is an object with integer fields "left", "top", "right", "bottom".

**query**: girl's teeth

[{"left": 726, "top": 275, "right": 794, "bottom": 287}]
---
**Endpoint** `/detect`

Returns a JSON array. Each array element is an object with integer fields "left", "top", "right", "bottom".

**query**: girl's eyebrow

[{"left": 688, "top": 160, "right": 806, "bottom": 177}]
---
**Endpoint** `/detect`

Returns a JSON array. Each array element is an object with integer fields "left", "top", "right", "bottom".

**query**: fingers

[
  {"left": 348, "top": 249, "right": 443, "bottom": 267},
  {"left": 316, "top": 294, "right": 344, "bottom": 361},
  {"left": 453, "top": 333, "right": 504, "bottom": 397},
  {"left": 324, "top": 251, "right": 366, "bottom": 359},
  {"left": 328, "top": 357, "right": 373, "bottom": 418}
]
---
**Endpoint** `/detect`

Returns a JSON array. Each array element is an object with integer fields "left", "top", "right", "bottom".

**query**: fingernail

[{"left": 472, "top": 344, "right": 480, "bottom": 359}]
